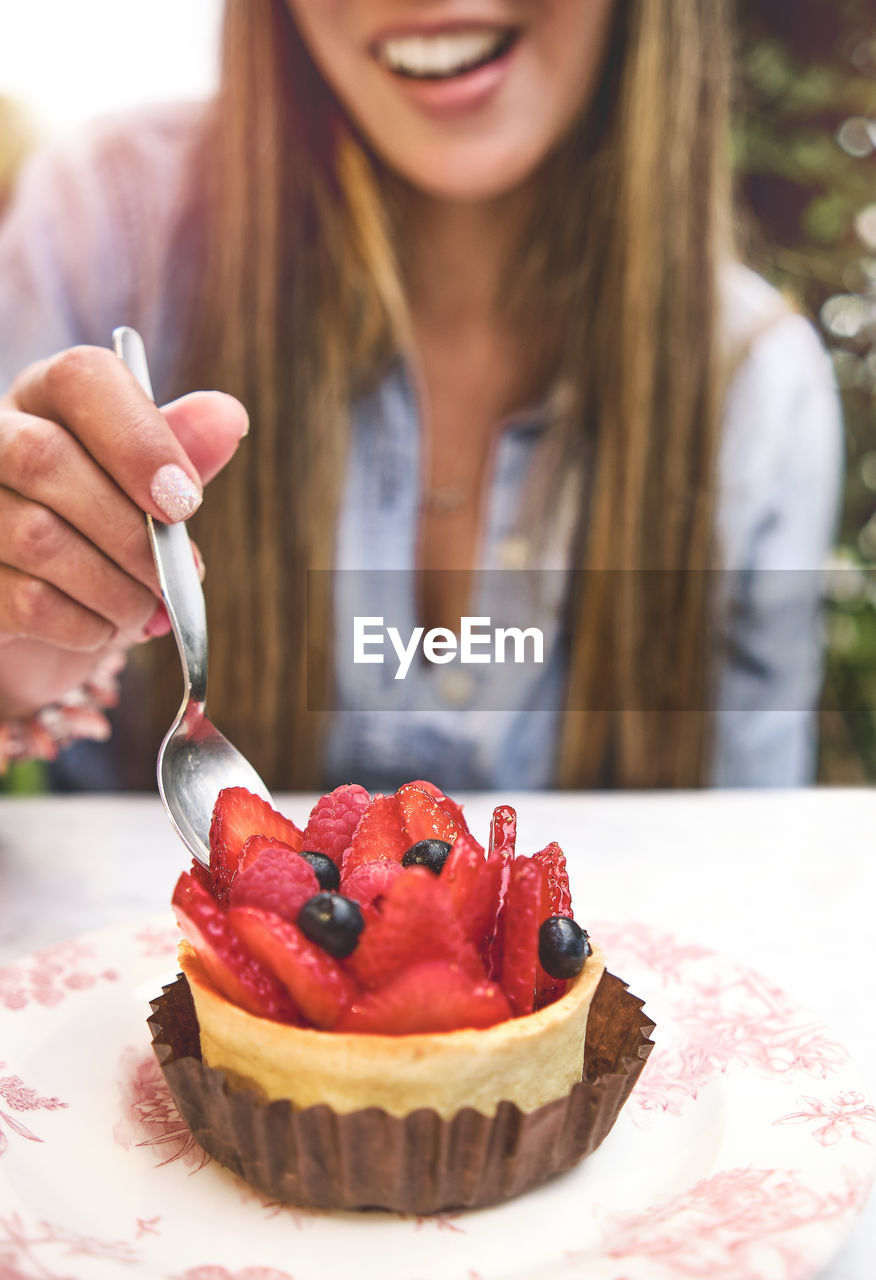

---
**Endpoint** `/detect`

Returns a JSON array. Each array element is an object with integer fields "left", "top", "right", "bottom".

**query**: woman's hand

[{"left": 0, "top": 345, "right": 248, "bottom": 719}]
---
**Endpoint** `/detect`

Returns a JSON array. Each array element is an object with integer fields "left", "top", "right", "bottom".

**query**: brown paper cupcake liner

[{"left": 148, "top": 970, "right": 654, "bottom": 1214}]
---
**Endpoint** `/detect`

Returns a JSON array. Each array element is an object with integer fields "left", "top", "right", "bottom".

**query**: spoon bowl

[
  {"left": 113, "top": 325, "right": 273, "bottom": 866},
  {"left": 156, "top": 702, "right": 271, "bottom": 867}
]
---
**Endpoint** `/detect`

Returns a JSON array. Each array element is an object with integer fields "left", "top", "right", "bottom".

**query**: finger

[
  {"left": 0, "top": 563, "right": 115, "bottom": 652},
  {"left": 190, "top": 538, "right": 207, "bottom": 582},
  {"left": 0, "top": 409, "right": 160, "bottom": 593},
  {"left": 0, "top": 487, "right": 158, "bottom": 638},
  {"left": 8, "top": 345, "right": 204, "bottom": 523},
  {"left": 0, "top": 635, "right": 120, "bottom": 718},
  {"left": 160, "top": 391, "right": 249, "bottom": 485}
]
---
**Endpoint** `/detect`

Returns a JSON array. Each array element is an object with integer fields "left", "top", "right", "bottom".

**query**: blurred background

[
  {"left": 0, "top": 1, "right": 874, "bottom": 787},
  {"left": 731, "top": 0, "right": 876, "bottom": 782}
]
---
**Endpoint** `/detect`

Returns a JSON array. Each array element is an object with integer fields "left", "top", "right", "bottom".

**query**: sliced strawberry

[
  {"left": 229, "top": 849, "right": 320, "bottom": 923},
  {"left": 336, "top": 961, "right": 511, "bottom": 1034},
  {"left": 483, "top": 805, "right": 516, "bottom": 979},
  {"left": 228, "top": 906, "right": 359, "bottom": 1030},
  {"left": 341, "top": 794, "right": 408, "bottom": 876},
  {"left": 532, "top": 842, "right": 573, "bottom": 918},
  {"left": 346, "top": 866, "right": 483, "bottom": 989},
  {"left": 530, "top": 844, "right": 573, "bottom": 1008},
  {"left": 441, "top": 834, "right": 504, "bottom": 949},
  {"left": 497, "top": 857, "right": 546, "bottom": 1016},
  {"left": 397, "top": 782, "right": 460, "bottom": 847},
  {"left": 340, "top": 857, "right": 405, "bottom": 911},
  {"left": 401, "top": 779, "right": 444, "bottom": 800},
  {"left": 188, "top": 857, "right": 213, "bottom": 895},
  {"left": 403, "top": 781, "right": 479, "bottom": 846},
  {"left": 482, "top": 837, "right": 514, "bottom": 981},
  {"left": 302, "top": 784, "right": 371, "bottom": 865},
  {"left": 488, "top": 805, "right": 517, "bottom": 861},
  {"left": 172, "top": 871, "right": 298, "bottom": 1023},
  {"left": 238, "top": 834, "right": 300, "bottom": 876},
  {"left": 209, "top": 788, "right": 303, "bottom": 901}
]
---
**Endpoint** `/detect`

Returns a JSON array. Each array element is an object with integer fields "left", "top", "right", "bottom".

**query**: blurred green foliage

[
  {"left": 735, "top": 0, "right": 876, "bottom": 781},
  {"left": 2, "top": 760, "right": 47, "bottom": 793}
]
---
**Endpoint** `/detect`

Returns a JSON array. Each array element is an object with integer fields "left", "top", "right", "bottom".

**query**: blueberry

[
  {"left": 300, "top": 851, "right": 341, "bottom": 892},
  {"left": 401, "top": 838, "right": 452, "bottom": 874},
  {"left": 538, "top": 916, "right": 591, "bottom": 980},
  {"left": 297, "top": 893, "right": 364, "bottom": 958}
]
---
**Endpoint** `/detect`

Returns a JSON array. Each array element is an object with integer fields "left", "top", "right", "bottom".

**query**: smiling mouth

[{"left": 373, "top": 27, "right": 519, "bottom": 81}]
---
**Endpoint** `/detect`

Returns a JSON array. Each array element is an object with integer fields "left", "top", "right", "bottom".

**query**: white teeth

[{"left": 377, "top": 28, "right": 509, "bottom": 78}]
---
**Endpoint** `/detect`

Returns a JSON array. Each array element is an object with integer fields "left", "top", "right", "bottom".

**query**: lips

[{"left": 373, "top": 26, "right": 518, "bottom": 81}]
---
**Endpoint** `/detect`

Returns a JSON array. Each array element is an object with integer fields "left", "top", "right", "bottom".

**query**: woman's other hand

[{"left": 0, "top": 344, "right": 248, "bottom": 717}]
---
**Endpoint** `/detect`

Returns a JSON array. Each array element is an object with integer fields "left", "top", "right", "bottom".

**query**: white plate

[{"left": 0, "top": 916, "right": 873, "bottom": 1280}]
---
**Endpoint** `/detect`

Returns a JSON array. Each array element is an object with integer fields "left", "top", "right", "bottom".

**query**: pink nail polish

[
  {"left": 191, "top": 542, "right": 206, "bottom": 582},
  {"left": 150, "top": 464, "right": 202, "bottom": 522},
  {"left": 144, "top": 601, "right": 172, "bottom": 638}
]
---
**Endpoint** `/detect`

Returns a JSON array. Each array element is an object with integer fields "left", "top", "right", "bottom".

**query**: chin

[{"left": 386, "top": 138, "right": 545, "bottom": 204}]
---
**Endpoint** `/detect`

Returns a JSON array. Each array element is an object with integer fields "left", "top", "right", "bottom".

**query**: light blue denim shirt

[{"left": 0, "top": 107, "right": 844, "bottom": 790}]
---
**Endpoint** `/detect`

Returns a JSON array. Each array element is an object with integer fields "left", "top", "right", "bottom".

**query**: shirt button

[{"left": 441, "top": 670, "right": 476, "bottom": 708}]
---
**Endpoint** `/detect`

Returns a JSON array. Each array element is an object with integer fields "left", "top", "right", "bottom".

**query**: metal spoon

[{"left": 113, "top": 325, "right": 273, "bottom": 866}]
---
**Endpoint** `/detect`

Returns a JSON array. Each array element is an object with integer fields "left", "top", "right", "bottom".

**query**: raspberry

[
  {"left": 346, "top": 866, "right": 482, "bottom": 990},
  {"left": 340, "top": 858, "right": 405, "bottom": 910},
  {"left": 209, "top": 788, "right": 303, "bottom": 902},
  {"left": 228, "top": 849, "right": 320, "bottom": 923},
  {"left": 336, "top": 961, "right": 511, "bottom": 1034},
  {"left": 397, "top": 783, "right": 460, "bottom": 846},
  {"left": 172, "top": 871, "right": 298, "bottom": 1023},
  {"left": 302, "top": 784, "right": 370, "bottom": 865},
  {"left": 229, "top": 906, "right": 359, "bottom": 1030},
  {"left": 341, "top": 794, "right": 408, "bottom": 876}
]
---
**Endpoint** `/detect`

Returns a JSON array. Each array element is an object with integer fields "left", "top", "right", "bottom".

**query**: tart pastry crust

[{"left": 179, "top": 938, "right": 606, "bottom": 1120}]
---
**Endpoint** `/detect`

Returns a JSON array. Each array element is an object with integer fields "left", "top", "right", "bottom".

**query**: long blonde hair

[{"left": 144, "top": 0, "right": 732, "bottom": 791}]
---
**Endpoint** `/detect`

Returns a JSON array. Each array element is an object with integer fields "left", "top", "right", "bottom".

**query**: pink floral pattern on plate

[
  {"left": 0, "top": 1211, "right": 141, "bottom": 1279},
  {"left": 169, "top": 1269, "right": 296, "bottom": 1280},
  {"left": 594, "top": 921, "right": 850, "bottom": 1125},
  {"left": 134, "top": 923, "right": 181, "bottom": 960},
  {"left": 0, "top": 938, "right": 118, "bottom": 1012},
  {"left": 114, "top": 1047, "right": 208, "bottom": 1171},
  {"left": 0, "top": 914, "right": 873, "bottom": 1280},
  {"left": 0, "top": 1064, "right": 66, "bottom": 1156},
  {"left": 774, "top": 1091, "right": 876, "bottom": 1147},
  {"left": 596, "top": 1167, "right": 873, "bottom": 1280}
]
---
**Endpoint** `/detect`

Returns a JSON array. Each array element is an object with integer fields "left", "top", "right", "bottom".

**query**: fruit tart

[{"left": 149, "top": 781, "right": 654, "bottom": 1212}]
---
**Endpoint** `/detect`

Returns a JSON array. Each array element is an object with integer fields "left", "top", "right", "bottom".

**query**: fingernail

[
  {"left": 191, "top": 541, "right": 206, "bottom": 582},
  {"left": 144, "top": 601, "right": 172, "bottom": 638},
  {"left": 150, "top": 464, "right": 202, "bottom": 522}
]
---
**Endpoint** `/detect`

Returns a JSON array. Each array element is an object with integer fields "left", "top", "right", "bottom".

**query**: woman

[{"left": 0, "top": 0, "right": 842, "bottom": 792}]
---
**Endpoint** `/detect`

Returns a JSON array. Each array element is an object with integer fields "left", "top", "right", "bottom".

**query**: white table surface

[{"left": 1, "top": 787, "right": 874, "bottom": 1278}]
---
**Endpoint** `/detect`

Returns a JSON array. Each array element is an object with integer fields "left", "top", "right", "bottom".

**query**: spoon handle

[{"left": 112, "top": 326, "right": 208, "bottom": 708}]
